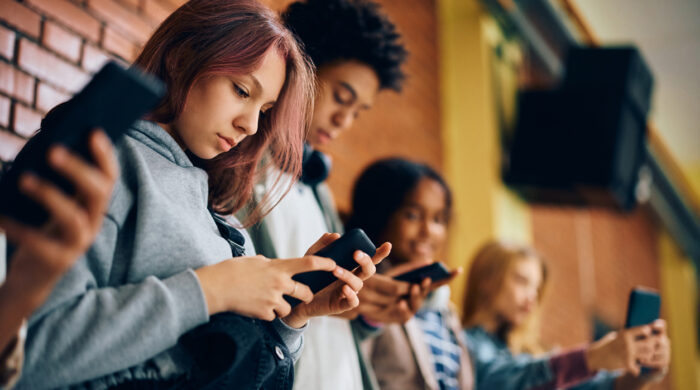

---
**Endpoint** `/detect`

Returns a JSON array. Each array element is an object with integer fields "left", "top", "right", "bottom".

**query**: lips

[
  {"left": 315, "top": 129, "right": 334, "bottom": 145},
  {"left": 217, "top": 133, "right": 237, "bottom": 152},
  {"left": 413, "top": 242, "right": 433, "bottom": 257}
]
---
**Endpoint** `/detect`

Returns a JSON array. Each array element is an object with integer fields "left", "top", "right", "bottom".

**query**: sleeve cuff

[
  {"left": 548, "top": 346, "right": 596, "bottom": 388},
  {"left": 164, "top": 269, "right": 210, "bottom": 334},
  {"left": 272, "top": 318, "right": 306, "bottom": 361}
]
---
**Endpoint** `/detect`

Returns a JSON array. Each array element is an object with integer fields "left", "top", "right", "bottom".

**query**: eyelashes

[{"left": 233, "top": 83, "right": 250, "bottom": 99}]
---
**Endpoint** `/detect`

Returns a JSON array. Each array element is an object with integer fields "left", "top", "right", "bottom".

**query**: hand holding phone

[
  {"left": 0, "top": 61, "right": 164, "bottom": 227},
  {"left": 625, "top": 287, "right": 661, "bottom": 375},
  {"left": 284, "top": 229, "right": 377, "bottom": 307},
  {"left": 394, "top": 262, "right": 452, "bottom": 284}
]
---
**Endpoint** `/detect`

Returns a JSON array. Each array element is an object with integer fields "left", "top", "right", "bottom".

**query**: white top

[{"left": 259, "top": 174, "right": 363, "bottom": 390}]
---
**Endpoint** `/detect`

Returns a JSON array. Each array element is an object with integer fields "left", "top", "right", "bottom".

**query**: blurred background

[{"left": 0, "top": 0, "right": 697, "bottom": 388}]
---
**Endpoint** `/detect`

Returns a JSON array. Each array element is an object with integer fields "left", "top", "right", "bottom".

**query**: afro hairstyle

[{"left": 282, "top": 0, "right": 408, "bottom": 92}]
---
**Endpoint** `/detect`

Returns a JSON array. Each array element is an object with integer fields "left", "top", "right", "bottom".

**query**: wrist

[
  {"left": 584, "top": 344, "right": 603, "bottom": 372},
  {"left": 0, "top": 274, "right": 48, "bottom": 317},
  {"left": 194, "top": 267, "right": 221, "bottom": 316},
  {"left": 282, "top": 306, "right": 309, "bottom": 329}
]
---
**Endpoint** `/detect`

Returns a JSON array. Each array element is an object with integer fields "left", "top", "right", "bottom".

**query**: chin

[{"left": 190, "top": 147, "right": 218, "bottom": 161}]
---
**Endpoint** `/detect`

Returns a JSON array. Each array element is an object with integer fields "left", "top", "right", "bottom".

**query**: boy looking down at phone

[{"left": 241, "top": 1, "right": 445, "bottom": 389}]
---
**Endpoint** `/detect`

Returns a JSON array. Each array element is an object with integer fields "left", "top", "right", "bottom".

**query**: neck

[
  {"left": 473, "top": 310, "right": 509, "bottom": 337},
  {"left": 158, "top": 122, "right": 186, "bottom": 151}
]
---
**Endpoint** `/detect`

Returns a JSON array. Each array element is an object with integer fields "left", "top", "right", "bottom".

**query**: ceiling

[{"left": 571, "top": 0, "right": 700, "bottom": 175}]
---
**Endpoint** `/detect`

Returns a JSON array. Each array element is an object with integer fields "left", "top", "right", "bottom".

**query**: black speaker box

[{"left": 504, "top": 47, "right": 653, "bottom": 210}]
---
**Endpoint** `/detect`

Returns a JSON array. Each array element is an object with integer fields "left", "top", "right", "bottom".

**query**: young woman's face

[
  {"left": 491, "top": 257, "right": 543, "bottom": 327},
  {"left": 382, "top": 178, "right": 449, "bottom": 265},
  {"left": 169, "top": 48, "right": 286, "bottom": 159},
  {"left": 306, "top": 60, "right": 380, "bottom": 147}
]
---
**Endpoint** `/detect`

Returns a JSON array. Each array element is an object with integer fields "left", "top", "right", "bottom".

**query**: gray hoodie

[{"left": 16, "top": 120, "right": 303, "bottom": 389}]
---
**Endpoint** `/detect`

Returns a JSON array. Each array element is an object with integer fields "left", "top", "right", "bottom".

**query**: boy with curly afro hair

[{"left": 244, "top": 1, "right": 411, "bottom": 390}]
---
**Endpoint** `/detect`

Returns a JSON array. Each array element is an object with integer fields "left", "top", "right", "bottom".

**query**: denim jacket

[{"left": 464, "top": 327, "right": 619, "bottom": 390}]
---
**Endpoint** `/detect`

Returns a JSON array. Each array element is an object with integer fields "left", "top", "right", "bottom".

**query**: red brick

[
  {"left": 142, "top": 0, "right": 172, "bottom": 26},
  {"left": 0, "top": 129, "right": 27, "bottom": 161},
  {"left": 36, "top": 82, "right": 71, "bottom": 113},
  {"left": 42, "top": 21, "right": 83, "bottom": 63},
  {"left": 26, "top": 0, "right": 101, "bottom": 42},
  {"left": 0, "top": 25, "right": 15, "bottom": 60},
  {"left": 18, "top": 39, "right": 89, "bottom": 93},
  {"left": 160, "top": 0, "right": 186, "bottom": 8},
  {"left": 102, "top": 27, "right": 136, "bottom": 62},
  {"left": 0, "top": 62, "right": 35, "bottom": 105},
  {"left": 118, "top": 0, "right": 141, "bottom": 11},
  {"left": 87, "top": 0, "right": 153, "bottom": 44},
  {"left": 81, "top": 44, "right": 112, "bottom": 73},
  {"left": 12, "top": 103, "right": 42, "bottom": 138},
  {"left": 0, "top": 95, "right": 9, "bottom": 128},
  {"left": 0, "top": 0, "right": 42, "bottom": 38}
]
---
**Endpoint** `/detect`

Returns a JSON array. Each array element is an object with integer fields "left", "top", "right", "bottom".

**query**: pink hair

[{"left": 134, "top": 0, "right": 314, "bottom": 224}]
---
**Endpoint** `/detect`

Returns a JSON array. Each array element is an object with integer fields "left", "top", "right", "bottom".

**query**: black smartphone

[
  {"left": 285, "top": 228, "right": 377, "bottom": 307},
  {"left": 625, "top": 287, "right": 660, "bottom": 328},
  {"left": 0, "top": 61, "right": 165, "bottom": 227},
  {"left": 625, "top": 287, "right": 661, "bottom": 374},
  {"left": 394, "top": 262, "right": 451, "bottom": 284}
]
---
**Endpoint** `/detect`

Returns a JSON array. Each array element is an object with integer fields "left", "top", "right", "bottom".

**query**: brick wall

[
  {"left": 1, "top": 0, "right": 442, "bottom": 216},
  {"left": 532, "top": 205, "right": 671, "bottom": 389},
  {"left": 266, "top": 0, "right": 442, "bottom": 214},
  {"left": 0, "top": 0, "right": 186, "bottom": 163}
]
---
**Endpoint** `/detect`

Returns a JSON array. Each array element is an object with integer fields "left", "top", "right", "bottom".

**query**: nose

[
  {"left": 331, "top": 109, "right": 355, "bottom": 131},
  {"left": 234, "top": 107, "right": 259, "bottom": 136},
  {"left": 524, "top": 288, "right": 538, "bottom": 306}
]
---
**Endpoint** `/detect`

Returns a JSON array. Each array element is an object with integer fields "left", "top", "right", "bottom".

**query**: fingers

[
  {"left": 285, "top": 280, "right": 314, "bottom": 304},
  {"left": 333, "top": 267, "right": 363, "bottom": 293},
  {"left": 0, "top": 217, "right": 73, "bottom": 273},
  {"left": 47, "top": 145, "right": 112, "bottom": 226},
  {"left": 650, "top": 319, "right": 666, "bottom": 335},
  {"left": 18, "top": 174, "right": 90, "bottom": 245},
  {"left": 88, "top": 130, "right": 119, "bottom": 183},
  {"left": 305, "top": 232, "right": 341, "bottom": 255},
  {"left": 365, "top": 274, "right": 410, "bottom": 297},
  {"left": 341, "top": 284, "right": 359, "bottom": 309},
  {"left": 640, "top": 334, "right": 671, "bottom": 368},
  {"left": 353, "top": 250, "right": 376, "bottom": 280},
  {"left": 282, "top": 255, "right": 336, "bottom": 275},
  {"left": 361, "top": 300, "right": 413, "bottom": 324},
  {"left": 274, "top": 299, "right": 293, "bottom": 319},
  {"left": 370, "top": 242, "right": 392, "bottom": 265},
  {"left": 359, "top": 282, "right": 404, "bottom": 306},
  {"left": 626, "top": 324, "right": 653, "bottom": 340},
  {"left": 408, "top": 283, "right": 427, "bottom": 312}
]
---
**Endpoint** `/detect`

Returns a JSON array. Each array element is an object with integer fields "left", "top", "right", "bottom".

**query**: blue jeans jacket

[{"left": 464, "top": 327, "right": 619, "bottom": 390}]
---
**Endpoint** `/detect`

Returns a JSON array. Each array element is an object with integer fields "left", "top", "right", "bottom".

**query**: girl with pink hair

[{"left": 14, "top": 1, "right": 388, "bottom": 388}]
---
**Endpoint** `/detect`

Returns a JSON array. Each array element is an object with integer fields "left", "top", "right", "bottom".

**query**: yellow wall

[
  {"left": 659, "top": 232, "right": 700, "bottom": 390},
  {"left": 437, "top": 0, "right": 531, "bottom": 314}
]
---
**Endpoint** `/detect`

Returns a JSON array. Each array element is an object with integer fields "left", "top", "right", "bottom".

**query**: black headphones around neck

[{"left": 301, "top": 143, "right": 332, "bottom": 186}]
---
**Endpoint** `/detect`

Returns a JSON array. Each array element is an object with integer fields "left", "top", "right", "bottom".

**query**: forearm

[
  {"left": 0, "top": 276, "right": 49, "bottom": 353},
  {"left": 21, "top": 270, "right": 209, "bottom": 388}
]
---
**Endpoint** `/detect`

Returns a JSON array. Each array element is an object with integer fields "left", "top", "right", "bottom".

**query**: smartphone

[
  {"left": 285, "top": 228, "right": 377, "bottom": 307},
  {"left": 624, "top": 287, "right": 661, "bottom": 374},
  {"left": 394, "top": 262, "right": 452, "bottom": 284},
  {"left": 0, "top": 61, "right": 165, "bottom": 227},
  {"left": 625, "top": 287, "right": 660, "bottom": 328}
]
